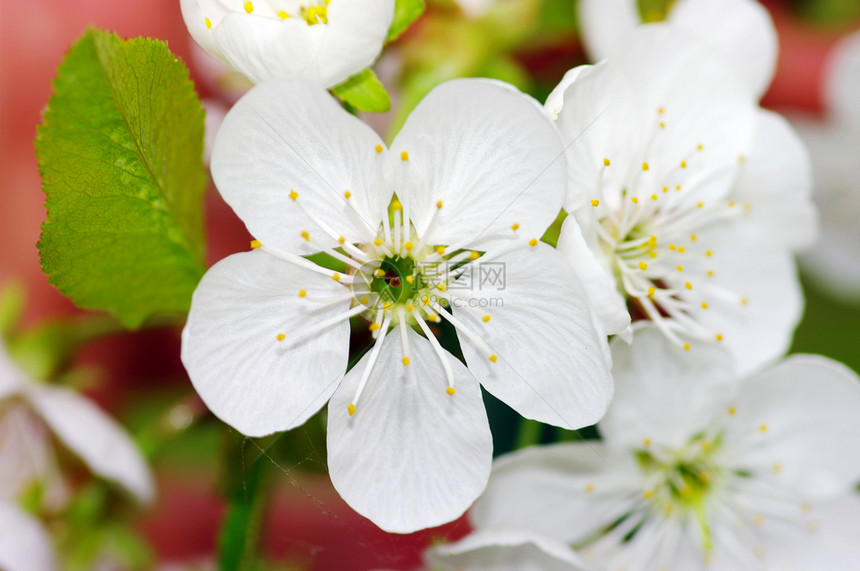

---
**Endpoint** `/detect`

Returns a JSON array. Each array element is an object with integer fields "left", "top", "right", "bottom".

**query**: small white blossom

[
  {"left": 0, "top": 501, "right": 57, "bottom": 571},
  {"left": 182, "top": 77, "right": 613, "bottom": 533},
  {"left": 549, "top": 26, "right": 815, "bottom": 373},
  {"left": 472, "top": 326, "right": 860, "bottom": 570},
  {"left": 180, "top": 0, "right": 394, "bottom": 87}
]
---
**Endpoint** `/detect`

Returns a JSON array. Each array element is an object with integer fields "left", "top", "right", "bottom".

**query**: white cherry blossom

[
  {"left": 549, "top": 26, "right": 815, "bottom": 374},
  {"left": 180, "top": 0, "right": 394, "bottom": 87},
  {"left": 472, "top": 326, "right": 860, "bottom": 570},
  {"left": 181, "top": 77, "right": 613, "bottom": 532}
]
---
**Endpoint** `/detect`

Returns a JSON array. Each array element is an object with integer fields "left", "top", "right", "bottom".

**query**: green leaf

[
  {"left": 37, "top": 28, "right": 207, "bottom": 329},
  {"left": 331, "top": 68, "right": 391, "bottom": 113},
  {"left": 387, "top": 0, "right": 425, "bottom": 42}
]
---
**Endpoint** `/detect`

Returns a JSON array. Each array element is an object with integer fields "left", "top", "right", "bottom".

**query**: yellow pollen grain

[
  {"left": 406, "top": 304, "right": 415, "bottom": 313},
  {"left": 436, "top": 283, "right": 447, "bottom": 292},
  {"left": 632, "top": 197, "right": 639, "bottom": 204},
  {"left": 701, "top": 440, "right": 711, "bottom": 451},
  {"left": 744, "top": 202, "right": 752, "bottom": 212},
  {"left": 741, "top": 297, "right": 749, "bottom": 306},
  {"left": 759, "top": 424, "right": 768, "bottom": 433},
  {"left": 300, "top": 231, "right": 310, "bottom": 241},
  {"left": 348, "top": 403, "right": 356, "bottom": 416},
  {"left": 375, "top": 144, "right": 383, "bottom": 154},
  {"left": 678, "top": 246, "right": 686, "bottom": 253},
  {"left": 685, "top": 282, "right": 692, "bottom": 290},
  {"left": 591, "top": 199, "right": 600, "bottom": 207},
  {"left": 250, "top": 240, "right": 261, "bottom": 249},
  {"left": 603, "top": 158, "right": 611, "bottom": 166},
  {"left": 701, "top": 302, "right": 709, "bottom": 309},
  {"left": 289, "top": 189, "right": 298, "bottom": 200},
  {"left": 772, "top": 463, "right": 783, "bottom": 473},
  {"left": 338, "top": 236, "right": 345, "bottom": 245},
  {"left": 586, "top": 484, "right": 595, "bottom": 493},
  {"left": 649, "top": 251, "right": 657, "bottom": 259},
  {"left": 643, "top": 438, "right": 652, "bottom": 447},
  {"left": 489, "top": 354, "right": 498, "bottom": 363},
  {"left": 669, "top": 244, "right": 677, "bottom": 251},
  {"left": 651, "top": 194, "right": 658, "bottom": 201},
  {"left": 244, "top": 1, "right": 253, "bottom": 13},
  {"left": 705, "top": 250, "right": 713, "bottom": 257},
  {"left": 276, "top": 333, "right": 285, "bottom": 341},
  {"left": 392, "top": 200, "right": 402, "bottom": 211},
  {"left": 697, "top": 144, "right": 704, "bottom": 151},
  {"left": 697, "top": 201, "right": 704, "bottom": 208},
  {"left": 648, "top": 235, "right": 657, "bottom": 247},
  {"left": 684, "top": 342, "right": 691, "bottom": 351},
  {"left": 344, "top": 190, "right": 351, "bottom": 199},
  {"left": 482, "top": 315, "right": 491, "bottom": 323},
  {"left": 663, "top": 186, "right": 668, "bottom": 193},
  {"left": 383, "top": 301, "right": 393, "bottom": 310},
  {"left": 690, "top": 234, "right": 697, "bottom": 242},
  {"left": 404, "top": 241, "right": 414, "bottom": 251},
  {"left": 402, "top": 357, "right": 410, "bottom": 366},
  {"left": 374, "top": 237, "right": 383, "bottom": 246},
  {"left": 639, "top": 261, "right": 648, "bottom": 270},
  {"left": 332, "top": 272, "right": 340, "bottom": 281},
  {"left": 658, "top": 107, "right": 665, "bottom": 115},
  {"left": 681, "top": 160, "right": 687, "bottom": 169},
  {"left": 277, "top": 10, "right": 289, "bottom": 19},
  {"left": 677, "top": 265, "right": 684, "bottom": 272},
  {"left": 728, "top": 406, "right": 736, "bottom": 416},
  {"left": 421, "top": 295, "right": 429, "bottom": 305},
  {"left": 676, "top": 184, "right": 682, "bottom": 192},
  {"left": 470, "top": 251, "right": 480, "bottom": 260},
  {"left": 435, "top": 245, "right": 446, "bottom": 255},
  {"left": 642, "top": 162, "right": 650, "bottom": 171},
  {"left": 437, "top": 200, "right": 443, "bottom": 209},
  {"left": 405, "top": 275, "right": 414, "bottom": 284},
  {"left": 400, "top": 151, "right": 409, "bottom": 161},
  {"left": 728, "top": 201, "right": 737, "bottom": 208},
  {"left": 446, "top": 387, "right": 456, "bottom": 395},
  {"left": 716, "top": 333, "right": 724, "bottom": 341},
  {"left": 707, "top": 270, "right": 715, "bottom": 277},
  {"left": 369, "top": 322, "right": 380, "bottom": 331},
  {"left": 643, "top": 490, "right": 655, "bottom": 499},
  {"left": 360, "top": 297, "right": 369, "bottom": 305},
  {"left": 659, "top": 122, "right": 666, "bottom": 129},
  {"left": 374, "top": 269, "right": 385, "bottom": 278},
  {"left": 205, "top": 17, "right": 212, "bottom": 28},
  {"left": 648, "top": 286, "right": 656, "bottom": 296},
  {"left": 298, "top": 289, "right": 306, "bottom": 298},
  {"left": 529, "top": 238, "right": 539, "bottom": 247},
  {"left": 511, "top": 223, "right": 520, "bottom": 231}
]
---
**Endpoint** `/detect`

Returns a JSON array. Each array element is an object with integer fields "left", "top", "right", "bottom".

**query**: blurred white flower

[
  {"left": 0, "top": 501, "right": 57, "bottom": 571},
  {"left": 578, "top": 0, "right": 777, "bottom": 99},
  {"left": 455, "top": 0, "right": 496, "bottom": 19},
  {"left": 794, "top": 30, "right": 860, "bottom": 301},
  {"left": 549, "top": 26, "right": 815, "bottom": 374},
  {"left": 472, "top": 327, "right": 860, "bottom": 570},
  {"left": 182, "top": 77, "right": 613, "bottom": 532},
  {"left": 180, "top": 0, "right": 394, "bottom": 87}
]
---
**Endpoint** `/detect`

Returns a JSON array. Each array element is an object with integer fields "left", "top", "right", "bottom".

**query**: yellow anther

[
  {"left": 276, "top": 333, "right": 285, "bottom": 341},
  {"left": 529, "top": 238, "right": 538, "bottom": 247},
  {"left": 298, "top": 289, "right": 306, "bottom": 298},
  {"left": 436, "top": 200, "right": 443, "bottom": 209},
  {"left": 392, "top": 200, "right": 402, "bottom": 211},
  {"left": 753, "top": 514, "right": 765, "bottom": 527},
  {"left": 701, "top": 440, "right": 711, "bottom": 451},
  {"left": 632, "top": 197, "right": 639, "bottom": 204},
  {"left": 677, "top": 265, "right": 684, "bottom": 272},
  {"left": 470, "top": 251, "right": 480, "bottom": 261},
  {"left": 404, "top": 241, "right": 414, "bottom": 251},
  {"left": 344, "top": 190, "right": 351, "bottom": 199},
  {"left": 421, "top": 295, "right": 429, "bottom": 305},
  {"left": 658, "top": 107, "right": 665, "bottom": 115},
  {"left": 639, "top": 261, "right": 648, "bottom": 270},
  {"left": 801, "top": 503, "right": 812, "bottom": 514},
  {"left": 405, "top": 275, "right": 414, "bottom": 284},
  {"left": 402, "top": 357, "right": 410, "bottom": 366},
  {"left": 642, "top": 162, "right": 650, "bottom": 171},
  {"left": 685, "top": 282, "right": 692, "bottom": 290},
  {"left": 728, "top": 201, "right": 737, "bottom": 208},
  {"left": 300, "top": 231, "right": 310, "bottom": 241},
  {"left": 739, "top": 154, "right": 746, "bottom": 163},
  {"left": 277, "top": 10, "right": 289, "bottom": 19},
  {"left": 663, "top": 186, "right": 668, "bottom": 193},
  {"left": 744, "top": 202, "right": 752, "bottom": 212},
  {"left": 338, "top": 236, "right": 345, "bottom": 245},
  {"left": 643, "top": 490, "right": 655, "bottom": 499},
  {"left": 360, "top": 297, "right": 369, "bottom": 305},
  {"left": 482, "top": 315, "right": 491, "bottom": 323},
  {"left": 250, "top": 240, "right": 262, "bottom": 249},
  {"left": 697, "top": 144, "right": 704, "bottom": 151},
  {"left": 400, "top": 151, "right": 409, "bottom": 161},
  {"left": 244, "top": 1, "right": 253, "bottom": 13},
  {"left": 772, "top": 463, "right": 783, "bottom": 473},
  {"left": 603, "top": 158, "right": 610, "bottom": 166},
  {"left": 697, "top": 201, "right": 704, "bottom": 208},
  {"left": 205, "top": 17, "right": 213, "bottom": 28},
  {"left": 648, "top": 235, "right": 657, "bottom": 247},
  {"left": 435, "top": 245, "right": 446, "bottom": 255},
  {"left": 332, "top": 273, "right": 340, "bottom": 281},
  {"left": 446, "top": 387, "right": 456, "bottom": 395},
  {"left": 375, "top": 144, "right": 383, "bottom": 154},
  {"left": 374, "top": 269, "right": 385, "bottom": 278},
  {"left": 683, "top": 342, "right": 690, "bottom": 351},
  {"left": 740, "top": 297, "right": 749, "bottom": 306},
  {"left": 701, "top": 302, "right": 709, "bottom": 309},
  {"left": 728, "top": 406, "right": 736, "bottom": 415},
  {"left": 436, "top": 283, "right": 447, "bottom": 292},
  {"left": 707, "top": 270, "right": 715, "bottom": 277},
  {"left": 716, "top": 333, "right": 724, "bottom": 341},
  {"left": 651, "top": 194, "right": 658, "bottom": 201},
  {"left": 289, "top": 189, "right": 299, "bottom": 200},
  {"left": 649, "top": 250, "right": 658, "bottom": 259},
  {"left": 348, "top": 403, "right": 356, "bottom": 416},
  {"left": 678, "top": 246, "right": 686, "bottom": 253},
  {"left": 643, "top": 438, "right": 652, "bottom": 447},
  {"left": 648, "top": 286, "right": 656, "bottom": 296},
  {"left": 669, "top": 244, "right": 677, "bottom": 251},
  {"left": 680, "top": 160, "right": 687, "bottom": 169},
  {"left": 759, "top": 424, "right": 768, "bottom": 433},
  {"left": 591, "top": 199, "right": 600, "bottom": 207},
  {"left": 488, "top": 354, "right": 498, "bottom": 363},
  {"left": 369, "top": 322, "right": 381, "bottom": 331},
  {"left": 659, "top": 122, "right": 666, "bottom": 129},
  {"left": 690, "top": 234, "right": 697, "bottom": 242},
  {"left": 305, "top": 5, "right": 327, "bottom": 24},
  {"left": 374, "top": 237, "right": 383, "bottom": 246},
  {"left": 406, "top": 304, "right": 414, "bottom": 312},
  {"left": 511, "top": 223, "right": 520, "bottom": 231},
  {"left": 383, "top": 301, "right": 393, "bottom": 310},
  {"left": 585, "top": 484, "right": 595, "bottom": 493}
]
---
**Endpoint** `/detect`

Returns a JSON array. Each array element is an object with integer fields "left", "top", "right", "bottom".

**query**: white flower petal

[
  {"left": 24, "top": 386, "right": 154, "bottom": 504},
  {"left": 317, "top": 0, "right": 395, "bottom": 87},
  {"left": 726, "top": 355, "right": 860, "bottom": 498},
  {"left": 825, "top": 29, "right": 860, "bottom": 132},
  {"left": 392, "top": 79, "right": 566, "bottom": 251},
  {"left": 682, "top": 220, "right": 802, "bottom": 375},
  {"left": 211, "top": 79, "right": 387, "bottom": 255},
  {"left": 425, "top": 528, "right": 589, "bottom": 571},
  {"left": 577, "top": 0, "right": 640, "bottom": 63},
  {"left": 557, "top": 215, "right": 630, "bottom": 335},
  {"left": 544, "top": 66, "right": 587, "bottom": 120},
  {"left": 454, "top": 244, "right": 612, "bottom": 429},
  {"left": 180, "top": 0, "right": 223, "bottom": 61},
  {"left": 600, "top": 326, "right": 738, "bottom": 451},
  {"left": 669, "top": 0, "right": 778, "bottom": 100},
  {"left": 733, "top": 110, "right": 817, "bottom": 250},
  {"left": 0, "top": 501, "right": 57, "bottom": 571},
  {"left": 181, "top": 251, "right": 351, "bottom": 437},
  {"left": 327, "top": 329, "right": 492, "bottom": 533},
  {"left": 0, "top": 346, "right": 25, "bottom": 400},
  {"left": 471, "top": 443, "right": 636, "bottom": 545}
]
